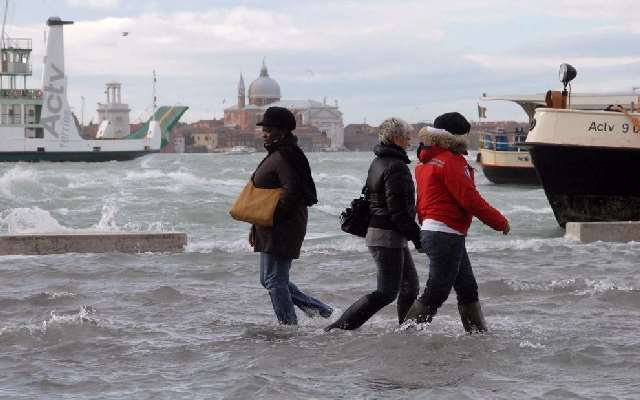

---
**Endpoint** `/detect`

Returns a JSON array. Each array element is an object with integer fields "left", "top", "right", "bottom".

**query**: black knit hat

[
  {"left": 256, "top": 106, "right": 296, "bottom": 131},
  {"left": 434, "top": 112, "right": 470, "bottom": 135}
]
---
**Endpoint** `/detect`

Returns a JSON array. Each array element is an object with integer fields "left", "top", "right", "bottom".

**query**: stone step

[
  {"left": 0, "top": 232, "right": 187, "bottom": 255},
  {"left": 565, "top": 221, "right": 640, "bottom": 243}
]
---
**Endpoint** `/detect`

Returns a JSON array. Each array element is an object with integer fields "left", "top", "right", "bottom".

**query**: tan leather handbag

[{"left": 229, "top": 180, "right": 282, "bottom": 227}]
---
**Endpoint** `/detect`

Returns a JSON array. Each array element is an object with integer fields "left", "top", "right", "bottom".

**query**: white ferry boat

[
  {"left": 479, "top": 89, "right": 640, "bottom": 185},
  {"left": 526, "top": 64, "right": 640, "bottom": 227},
  {"left": 0, "top": 16, "right": 161, "bottom": 162}
]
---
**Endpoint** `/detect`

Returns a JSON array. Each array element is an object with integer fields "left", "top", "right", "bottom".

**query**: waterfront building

[{"left": 223, "top": 62, "right": 344, "bottom": 149}]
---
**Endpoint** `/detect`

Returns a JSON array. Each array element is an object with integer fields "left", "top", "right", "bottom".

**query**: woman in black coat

[
  {"left": 250, "top": 107, "right": 332, "bottom": 325},
  {"left": 325, "top": 117, "right": 421, "bottom": 331}
]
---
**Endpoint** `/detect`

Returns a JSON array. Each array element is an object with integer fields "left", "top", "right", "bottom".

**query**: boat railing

[
  {"left": 1, "top": 38, "right": 32, "bottom": 50},
  {"left": 0, "top": 88, "right": 42, "bottom": 99},
  {"left": 480, "top": 130, "right": 528, "bottom": 151}
]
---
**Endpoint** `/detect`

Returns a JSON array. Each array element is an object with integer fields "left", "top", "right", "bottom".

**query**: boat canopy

[{"left": 480, "top": 92, "right": 640, "bottom": 121}]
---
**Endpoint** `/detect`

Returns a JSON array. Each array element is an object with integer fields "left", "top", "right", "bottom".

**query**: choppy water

[{"left": 1, "top": 152, "right": 639, "bottom": 399}]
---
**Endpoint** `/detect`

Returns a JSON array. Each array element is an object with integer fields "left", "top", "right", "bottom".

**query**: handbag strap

[
  {"left": 250, "top": 154, "right": 271, "bottom": 183},
  {"left": 360, "top": 184, "right": 368, "bottom": 198}
]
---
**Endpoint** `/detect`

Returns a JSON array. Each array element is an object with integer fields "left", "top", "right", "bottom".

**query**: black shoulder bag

[{"left": 339, "top": 185, "right": 370, "bottom": 238}]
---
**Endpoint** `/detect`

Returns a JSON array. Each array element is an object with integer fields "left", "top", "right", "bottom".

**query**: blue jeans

[
  {"left": 418, "top": 231, "right": 479, "bottom": 310},
  {"left": 259, "top": 252, "right": 332, "bottom": 325}
]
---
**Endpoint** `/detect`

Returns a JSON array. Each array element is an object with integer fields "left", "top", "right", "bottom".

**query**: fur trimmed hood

[{"left": 417, "top": 126, "right": 468, "bottom": 154}]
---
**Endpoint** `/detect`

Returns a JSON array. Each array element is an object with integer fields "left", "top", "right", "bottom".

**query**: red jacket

[{"left": 415, "top": 146, "right": 508, "bottom": 235}]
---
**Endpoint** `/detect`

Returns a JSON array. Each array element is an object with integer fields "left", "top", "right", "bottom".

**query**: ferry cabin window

[
  {"left": 1, "top": 104, "right": 22, "bottom": 125},
  {"left": 24, "top": 105, "right": 41, "bottom": 124},
  {"left": 25, "top": 128, "right": 44, "bottom": 139}
]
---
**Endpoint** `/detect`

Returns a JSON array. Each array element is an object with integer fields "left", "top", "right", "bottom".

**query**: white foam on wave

[
  {"left": 576, "top": 278, "right": 634, "bottom": 295},
  {"left": 503, "top": 205, "right": 553, "bottom": 215},
  {"left": 219, "top": 167, "right": 253, "bottom": 176},
  {"left": 125, "top": 169, "right": 247, "bottom": 195},
  {"left": 42, "top": 291, "right": 77, "bottom": 300},
  {"left": 0, "top": 207, "right": 69, "bottom": 233},
  {"left": 139, "top": 157, "right": 153, "bottom": 169},
  {"left": 302, "top": 236, "right": 367, "bottom": 254},
  {"left": 0, "top": 166, "right": 39, "bottom": 198},
  {"left": 41, "top": 305, "right": 98, "bottom": 332},
  {"left": 126, "top": 169, "right": 245, "bottom": 187},
  {"left": 186, "top": 238, "right": 252, "bottom": 253},
  {"left": 93, "top": 204, "right": 120, "bottom": 231},
  {"left": 519, "top": 340, "right": 546, "bottom": 349},
  {"left": 502, "top": 277, "right": 635, "bottom": 294},
  {"left": 314, "top": 173, "right": 363, "bottom": 186},
  {"left": 467, "top": 237, "right": 571, "bottom": 252},
  {"left": 185, "top": 235, "right": 367, "bottom": 255},
  {"left": 0, "top": 204, "right": 167, "bottom": 235}
]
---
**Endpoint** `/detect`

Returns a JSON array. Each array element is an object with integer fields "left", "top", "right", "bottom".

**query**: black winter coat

[
  {"left": 365, "top": 143, "right": 421, "bottom": 244},
  {"left": 252, "top": 151, "right": 308, "bottom": 259}
]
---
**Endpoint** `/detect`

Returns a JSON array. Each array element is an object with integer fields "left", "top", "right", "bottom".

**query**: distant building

[
  {"left": 223, "top": 62, "right": 344, "bottom": 150},
  {"left": 191, "top": 132, "right": 218, "bottom": 151},
  {"left": 173, "top": 136, "right": 185, "bottom": 153},
  {"left": 343, "top": 123, "right": 379, "bottom": 151},
  {"left": 96, "top": 82, "right": 131, "bottom": 139}
]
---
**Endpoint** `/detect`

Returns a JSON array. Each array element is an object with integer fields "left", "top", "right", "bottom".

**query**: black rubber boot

[
  {"left": 396, "top": 295, "right": 414, "bottom": 324},
  {"left": 458, "top": 301, "right": 487, "bottom": 333},
  {"left": 402, "top": 300, "right": 436, "bottom": 324},
  {"left": 323, "top": 294, "right": 386, "bottom": 332}
]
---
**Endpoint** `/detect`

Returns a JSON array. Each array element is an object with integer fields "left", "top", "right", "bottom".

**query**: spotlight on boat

[{"left": 559, "top": 63, "right": 577, "bottom": 88}]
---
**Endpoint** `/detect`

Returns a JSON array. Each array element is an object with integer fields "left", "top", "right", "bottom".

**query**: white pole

[{"left": 1, "top": 0, "right": 9, "bottom": 49}]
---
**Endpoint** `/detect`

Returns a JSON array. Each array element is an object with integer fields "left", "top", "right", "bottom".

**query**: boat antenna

[
  {"left": 1, "top": 0, "right": 9, "bottom": 49},
  {"left": 152, "top": 69, "right": 157, "bottom": 121}
]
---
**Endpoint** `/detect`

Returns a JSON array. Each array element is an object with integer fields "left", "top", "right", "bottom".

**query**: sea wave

[
  {"left": 503, "top": 205, "right": 554, "bottom": 215},
  {"left": 185, "top": 236, "right": 367, "bottom": 255},
  {"left": 314, "top": 173, "right": 363, "bottom": 186},
  {"left": 0, "top": 305, "right": 102, "bottom": 346},
  {"left": 186, "top": 239, "right": 252, "bottom": 253},
  {"left": 466, "top": 237, "right": 571, "bottom": 252},
  {"left": 0, "top": 207, "right": 70, "bottom": 233},
  {"left": 302, "top": 236, "right": 368, "bottom": 254},
  {"left": 482, "top": 277, "right": 636, "bottom": 297},
  {"left": 0, "top": 165, "right": 41, "bottom": 198},
  {"left": 125, "top": 285, "right": 186, "bottom": 305}
]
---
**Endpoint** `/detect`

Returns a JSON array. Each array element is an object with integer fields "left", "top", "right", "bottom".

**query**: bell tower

[{"left": 238, "top": 73, "right": 245, "bottom": 109}]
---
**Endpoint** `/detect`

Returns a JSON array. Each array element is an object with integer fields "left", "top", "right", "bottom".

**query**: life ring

[{"left": 35, "top": 89, "right": 43, "bottom": 99}]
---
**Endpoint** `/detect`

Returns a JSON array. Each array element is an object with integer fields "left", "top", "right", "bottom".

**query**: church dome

[{"left": 248, "top": 63, "right": 281, "bottom": 106}]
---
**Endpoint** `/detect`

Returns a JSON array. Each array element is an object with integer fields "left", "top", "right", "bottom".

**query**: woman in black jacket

[
  {"left": 325, "top": 117, "right": 421, "bottom": 331},
  {"left": 250, "top": 107, "right": 332, "bottom": 325}
]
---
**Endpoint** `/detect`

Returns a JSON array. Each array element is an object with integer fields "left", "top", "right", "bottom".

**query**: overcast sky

[{"left": 6, "top": 0, "right": 640, "bottom": 124}]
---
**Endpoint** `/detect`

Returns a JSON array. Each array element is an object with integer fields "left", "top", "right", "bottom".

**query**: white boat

[
  {"left": 226, "top": 146, "right": 256, "bottom": 155},
  {"left": 479, "top": 89, "right": 640, "bottom": 185},
  {"left": 0, "top": 14, "right": 161, "bottom": 161},
  {"left": 476, "top": 126, "right": 539, "bottom": 185},
  {"left": 525, "top": 64, "right": 640, "bottom": 227}
]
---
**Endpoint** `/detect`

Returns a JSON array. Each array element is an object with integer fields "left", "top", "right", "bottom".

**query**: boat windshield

[{"left": 480, "top": 128, "right": 528, "bottom": 151}]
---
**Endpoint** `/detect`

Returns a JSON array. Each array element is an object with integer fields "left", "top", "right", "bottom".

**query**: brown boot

[{"left": 458, "top": 302, "right": 488, "bottom": 333}]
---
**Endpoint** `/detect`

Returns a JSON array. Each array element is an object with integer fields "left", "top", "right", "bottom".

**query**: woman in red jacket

[{"left": 403, "top": 112, "right": 510, "bottom": 333}]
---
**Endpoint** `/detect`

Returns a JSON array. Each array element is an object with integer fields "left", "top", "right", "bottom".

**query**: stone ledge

[
  {"left": 565, "top": 222, "right": 640, "bottom": 243},
  {"left": 0, "top": 232, "right": 188, "bottom": 255}
]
